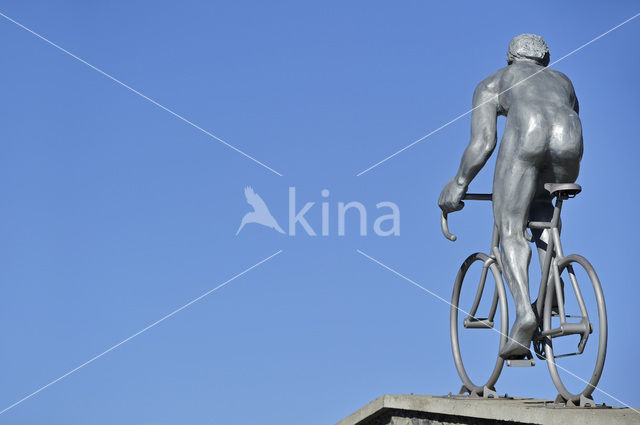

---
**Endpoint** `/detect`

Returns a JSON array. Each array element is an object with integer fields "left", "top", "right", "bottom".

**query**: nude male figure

[{"left": 438, "top": 34, "right": 582, "bottom": 359}]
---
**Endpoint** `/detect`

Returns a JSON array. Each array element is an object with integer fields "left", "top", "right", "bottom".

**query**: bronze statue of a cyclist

[{"left": 439, "top": 34, "right": 582, "bottom": 359}]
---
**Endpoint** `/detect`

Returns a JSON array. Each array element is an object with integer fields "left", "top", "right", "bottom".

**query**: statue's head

[{"left": 507, "top": 34, "right": 550, "bottom": 66}]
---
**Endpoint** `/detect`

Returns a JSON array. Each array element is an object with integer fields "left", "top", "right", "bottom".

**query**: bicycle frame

[{"left": 444, "top": 193, "right": 592, "bottom": 354}]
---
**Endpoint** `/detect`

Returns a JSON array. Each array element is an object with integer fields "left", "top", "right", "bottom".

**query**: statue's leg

[
  {"left": 494, "top": 153, "right": 539, "bottom": 359},
  {"left": 528, "top": 198, "right": 557, "bottom": 318},
  {"left": 529, "top": 198, "right": 554, "bottom": 274}
]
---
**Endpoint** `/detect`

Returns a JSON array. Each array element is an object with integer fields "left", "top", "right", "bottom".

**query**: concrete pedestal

[{"left": 336, "top": 394, "right": 640, "bottom": 425}]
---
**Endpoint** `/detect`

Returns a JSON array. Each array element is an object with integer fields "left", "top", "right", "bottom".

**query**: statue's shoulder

[
  {"left": 542, "top": 68, "right": 577, "bottom": 95},
  {"left": 547, "top": 68, "right": 575, "bottom": 85},
  {"left": 475, "top": 67, "right": 508, "bottom": 93}
]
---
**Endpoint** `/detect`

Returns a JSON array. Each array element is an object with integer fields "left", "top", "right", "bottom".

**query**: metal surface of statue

[{"left": 438, "top": 34, "right": 607, "bottom": 404}]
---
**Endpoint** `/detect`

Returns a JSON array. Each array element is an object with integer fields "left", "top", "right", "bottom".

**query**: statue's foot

[
  {"left": 499, "top": 339, "right": 531, "bottom": 359},
  {"left": 499, "top": 314, "right": 537, "bottom": 359}
]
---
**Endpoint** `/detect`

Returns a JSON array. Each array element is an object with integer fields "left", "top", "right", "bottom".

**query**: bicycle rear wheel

[
  {"left": 451, "top": 252, "right": 508, "bottom": 394},
  {"left": 543, "top": 254, "right": 607, "bottom": 403}
]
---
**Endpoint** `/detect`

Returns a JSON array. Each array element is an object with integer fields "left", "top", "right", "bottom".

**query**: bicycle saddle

[{"left": 544, "top": 183, "right": 582, "bottom": 198}]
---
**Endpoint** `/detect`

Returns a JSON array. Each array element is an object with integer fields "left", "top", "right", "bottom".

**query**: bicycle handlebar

[
  {"left": 462, "top": 193, "right": 492, "bottom": 201},
  {"left": 440, "top": 193, "right": 492, "bottom": 242}
]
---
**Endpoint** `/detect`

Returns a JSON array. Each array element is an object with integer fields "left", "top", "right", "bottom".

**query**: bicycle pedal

[
  {"left": 463, "top": 317, "right": 494, "bottom": 329},
  {"left": 506, "top": 351, "right": 535, "bottom": 367}
]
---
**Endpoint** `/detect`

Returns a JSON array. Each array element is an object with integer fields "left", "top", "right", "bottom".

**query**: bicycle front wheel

[
  {"left": 451, "top": 252, "right": 508, "bottom": 394},
  {"left": 543, "top": 254, "right": 607, "bottom": 402}
]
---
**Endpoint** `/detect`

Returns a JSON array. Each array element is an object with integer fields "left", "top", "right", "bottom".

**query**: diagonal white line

[
  {"left": 356, "top": 11, "right": 640, "bottom": 176},
  {"left": 0, "top": 249, "right": 283, "bottom": 416},
  {"left": 356, "top": 249, "right": 640, "bottom": 414},
  {"left": 0, "top": 11, "right": 283, "bottom": 177}
]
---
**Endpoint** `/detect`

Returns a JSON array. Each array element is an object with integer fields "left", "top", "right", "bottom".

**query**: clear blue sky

[{"left": 0, "top": 1, "right": 638, "bottom": 424}]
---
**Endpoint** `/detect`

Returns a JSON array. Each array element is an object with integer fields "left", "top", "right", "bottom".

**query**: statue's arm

[
  {"left": 565, "top": 75, "right": 579, "bottom": 114},
  {"left": 438, "top": 77, "right": 498, "bottom": 212},
  {"left": 453, "top": 80, "right": 499, "bottom": 188},
  {"left": 557, "top": 71, "right": 579, "bottom": 114}
]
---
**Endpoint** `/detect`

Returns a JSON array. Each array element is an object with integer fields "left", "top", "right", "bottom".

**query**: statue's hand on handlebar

[{"left": 438, "top": 178, "right": 467, "bottom": 213}]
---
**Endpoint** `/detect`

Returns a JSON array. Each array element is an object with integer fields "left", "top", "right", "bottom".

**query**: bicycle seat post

[{"left": 551, "top": 197, "right": 563, "bottom": 229}]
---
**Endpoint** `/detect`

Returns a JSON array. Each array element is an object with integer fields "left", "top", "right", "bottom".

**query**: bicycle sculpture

[{"left": 438, "top": 34, "right": 607, "bottom": 405}]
